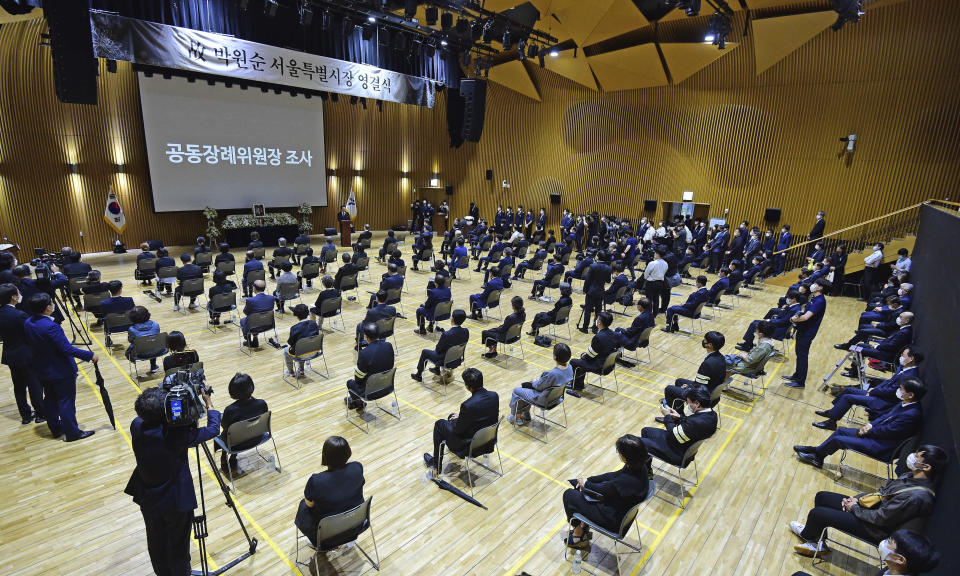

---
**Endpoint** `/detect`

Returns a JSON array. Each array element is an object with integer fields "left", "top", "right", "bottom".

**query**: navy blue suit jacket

[
  {"left": 423, "top": 286, "right": 451, "bottom": 314},
  {"left": 23, "top": 314, "right": 94, "bottom": 380},
  {"left": 0, "top": 305, "right": 33, "bottom": 366},
  {"left": 100, "top": 296, "right": 135, "bottom": 316},
  {"left": 287, "top": 319, "right": 320, "bottom": 348},
  {"left": 243, "top": 293, "right": 276, "bottom": 316},
  {"left": 379, "top": 273, "right": 404, "bottom": 293},
  {"left": 862, "top": 402, "right": 922, "bottom": 452}
]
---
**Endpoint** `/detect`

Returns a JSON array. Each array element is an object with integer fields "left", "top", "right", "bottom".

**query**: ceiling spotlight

[
  {"left": 517, "top": 39, "right": 526, "bottom": 60},
  {"left": 831, "top": 0, "right": 863, "bottom": 31},
  {"left": 549, "top": 48, "right": 559, "bottom": 57},
  {"left": 706, "top": 12, "right": 731, "bottom": 49},
  {"left": 299, "top": 1, "right": 313, "bottom": 26},
  {"left": 425, "top": 6, "right": 438, "bottom": 26},
  {"left": 481, "top": 20, "right": 493, "bottom": 43},
  {"left": 440, "top": 39, "right": 448, "bottom": 47},
  {"left": 264, "top": 0, "right": 279, "bottom": 18},
  {"left": 502, "top": 28, "right": 512, "bottom": 49},
  {"left": 367, "top": 15, "right": 376, "bottom": 23},
  {"left": 670, "top": 0, "right": 701, "bottom": 17}
]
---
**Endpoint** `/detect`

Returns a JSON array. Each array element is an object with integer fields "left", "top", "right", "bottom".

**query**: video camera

[
  {"left": 160, "top": 368, "right": 211, "bottom": 427},
  {"left": 31, "top": 248, "right": 65, "bottom": 279}
]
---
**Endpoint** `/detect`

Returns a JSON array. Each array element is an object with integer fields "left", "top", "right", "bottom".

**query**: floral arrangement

[
  {"left": 222, "top": 212, "right": 297, "bottom": 229},
  {"left": 297, "top": 202, "right": 314, "bottom": 234},
  {"left": 297, "top": 202, "right": 313, "bottom": 217},
  {"left": 203, "top": 206, "right": 221, "bottom": 240},
  {"left": 299, "top": 221, "right": 313, "bottom": 234}
]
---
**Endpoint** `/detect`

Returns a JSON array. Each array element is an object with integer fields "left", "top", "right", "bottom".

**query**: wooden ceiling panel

[
  {"left": 544, "top": 53, "right": 599, "bottom": 91},
  {"left": 752, "top": 11, "right": 837, "bottom": 74},
  {"left": 587, "top": 43, "right": 668, "bottom": 92},
  {"left": 583, "top": 0, "right": 650, "bottom": 46},
  {"left": 489, "top": 59, "right": 542, "bottom": 101},
  {"left": 660, "top": 42, "right": 740, "bottom": 84},
  {"left": 550, "top": 0, "right": 615, "bottom": 47}
]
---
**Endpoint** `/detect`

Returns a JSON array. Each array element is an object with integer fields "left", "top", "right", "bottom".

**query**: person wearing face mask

[
  {"left": 773, "top": 224, "right": 792, "bottom": 275},
  {"left": 828, "top": 244, "right": 847, "bottom": 296},
  {"left": 642, "top": 386, "right": 718, "bottom": 462},
  {"left": 891, "top": 247, "right": 912, "bottom": 279},
  {"left": 791, "top": 529, "right": 940, "bottom": 576},
  {"left": 815, "top": 347, "right": 923, "bottom": 429},
  {"left": 788, "top": 445, "right": 945, "bottom": 558},
  {"left": 743, "top": 229, "right": 761, "bottom": 263},
  {"left": 782, "top": 281, "right": 829, "bottom": 389},
  {"left": 761, "top": 229, "right": 775, "bottom": 253},
  {"left": 861, "top": 241, "right": 885, "bottom": 301},
  {"left": 806, "top": 242, "right": 825, "bottom": 269},
  {"left": 808, "top": 210, "right": 826, "bottom": 253},
  {"left": 794, "top": 378, "right": 925, "bottom": 469},
  {"left": 836, "top": 299, "right": 907, "bottom": 349},
  {"left": 659, "top": 331, "right": 725, "bottom": 418},
  {"left": 841, "top": 312, "right": 914, "bottom": 379}
]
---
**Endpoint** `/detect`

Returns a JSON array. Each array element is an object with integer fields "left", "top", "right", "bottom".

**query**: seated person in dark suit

[
  {"left": 814, "top": 348, "right": 922, "bottom": 430},
  {"left": 531, "top": 258, "right": 565, "bottom": 299},
  {"left": 737, "top": 290, "right": 802, "bottom": 351},
  {"left": 248, "top": 231, "right": 263, "bottom": 252},
  {"left": 351, "top": 243, "right": 368, "bottom": 266},
  {"left": 469, "top": 275, "right": 504, "bottom": 320},
  {"left": 309, "top": 276, "right": 340, "bottom": 326},
  {"left": 62, "top": 248, "right": 91, "bottom": 283},
  {"left": 354, "top": 291, "right": 396, "bottom": 350},
  {"left": 295, "top": 436, "right": 365, "bottom": 547},
  {"left": 136, "top": 243, "right": 157, "bottom": 285},
  {"left": 448, "top": 238, "right": 469, "bottom": 278},
  {"left": 333, "top": 253, "right": 358, "bottom": 293},
  {"left": 528, "top": 283, "right": 573, "bottom": 338},
  {"left": 207, "top": 270, "right": 238, "bottom": 325},
  {"left": 215, "top": 373, "right": 268, "bottom": 475},
  {"left": 284, "top": 304, "right": 320, "bottom": 377},
  {"left": 569, "top": 311, "right": 620, "bottom": 391},
  {"left": 642, "top": 385, "right": 719, "bottom": 463},
  {"left": 432, "top": 260, "right": 451, "bottom": 287},
  {"left": 603, "top": 262, "right": 631, "bottom": 306},
  {"left": 859, "top": 294, "right": 903, "bottom": 328},
  {"left": 794, "top": 378, "right": 925, "bottom": 469},
  {"left": 319, "top": 237, "right": 338, "bottom": 273},
  {"left": 100, "top": 279, "right": 135, "bottom": 317},
  {"left": 842, "top": 313, "right": 914, "bottom": 379},
  {"left": 422, "top": 367, "right": 499, "bottom": 475},
  {"left": 788, "top": 446, "right": 945, "bottom": 558},
  {"left": 268, "top": 238, "right": 294, "bottom": 280},
  {"left": 214, "top": 243, "right": 235, "bottom": 267},
  {"left": 193, "top": 237, "right": 211, "bottom": 271},
  {"left": 377, "top": 230, "right": 397, "bottom": 262},
  {"left": 387, "top": 248, "right": 405, "bottom": 269},
  {"left": 415, "top": 276, "right": 451, "bottom": 334},
  {"left": 292, "top": 232, "right": 313, "bottom": 265},
  {"left": 173, "top": 253, "right": 202, "bottom": 311},
  {"left": 411, "top": 309, "right": 469, "bottom": 381},
  {"left": 481, "top": 296, "right": 526, "bottom": 359},
  {"left": 707, "top": 268, "right": 731, "bottom": 305},
  {"left": 564, "top": 253, "right": 593, "bottom": 284},
  {"left": 484, "top": 247, "right": 513, "bottom": 284},
  {"left": 154, "top": 248, "right": 177, "bottom": 295},
  {"left": 562, "top": 434, "right": 652, "bottom": 550},
  {"left": 162, "top": 331, "right": 200, "bottom": 373},
  {"left": 615, "top": 297, "right": 656, "bottom": 349},
  {"left": 470, "top": 231, "right": 494, "bottom": 259},
  {"left": 357, "top": 224, "right": 372, "bottom": 246},
  {"left": 240, "top": 280, "right": 276, "bottom": 348},
  {"left": 661, "top": 330, "right": 725, "bottom": 416},
  {"left": 513, "top": 241, "right": 547, "bottom": 279},
  {"left": 367, "top": 263, "right": 403, "bottom": 309},
  {"left": 297, "top": 251, "right": 323, "bottom": 289},
  {"left": 344, "top": 323, "right": 395, "bottom": 412},
  {"left": 476, "top": 235, "right": 505, "bottom": 273}
]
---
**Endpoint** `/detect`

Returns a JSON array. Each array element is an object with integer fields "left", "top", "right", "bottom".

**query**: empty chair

[
  {"left": 441, "top": 417, "right": 504, "bottom": 496},
  {"left": 212, "top": 411, "right": 281, "bottom": 491}
]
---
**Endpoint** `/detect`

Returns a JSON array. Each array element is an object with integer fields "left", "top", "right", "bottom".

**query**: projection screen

[{"left": 138, "top": 72, "right": 327, "bottom": 212}]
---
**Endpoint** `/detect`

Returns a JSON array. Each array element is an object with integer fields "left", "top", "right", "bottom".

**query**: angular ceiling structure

[
  {"left": 587, "top": 44, "right": 668, "bottom": 92},
  {"left": 752, "top": 11, "right": 837, "bottom": 75},
  {"left": 489, "top": 59, "right": 542, "bottom": 101},
  {"left": 660, "top": 42, "right": 740, "bottom": 84},
  {"left": 544, "top": 53, "right": 599, "bottom": 91}
]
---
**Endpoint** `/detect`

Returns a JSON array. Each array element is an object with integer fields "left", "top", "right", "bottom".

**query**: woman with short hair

[
  {"left": 216, "top": 373, "right": 268, "bottom": 475},
  {"left": 295, "top": 436, "right": 365, "bottom": 547}
]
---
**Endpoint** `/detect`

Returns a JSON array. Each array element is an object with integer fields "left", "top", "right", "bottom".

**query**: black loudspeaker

[
  {"left": 445, "top": 185, "right": 454, "bottom": 196},
  {"left": 460, "top": 79, "right": 487, "bottom": 143},
  {"left": 550, "top": 193, "right": 561, "bottom": 205},
  {"left": 643, "top": 199, "right": 657, "bottom": 212},
  {"left": 45, "top": 0, "right": 98, "bottom": 105},
  {"left": 764, "top": 208, "right": 782, "bottom": 222},
  {"left": 485, "top": 169, "right": 493, "bottom": 181}
]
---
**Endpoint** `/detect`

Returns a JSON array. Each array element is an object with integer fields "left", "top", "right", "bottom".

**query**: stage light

[
  {"left": 517, "top": 39, "right": 525, "bottom": 60},
  {"left": 441, "top": 12, "right": 453, "bottom": 30},
  {"left": 831, "top": 0, "right": 863, "bottom": 31},
  {"left": 299, "top": 1, "right": 313, "bottom": 26},
  {"left": 706, "top": 12, "right": 731, "bottom": 49},
  {"left": 481, "top": 20, "right": 493, "bottom": 43},
  {"left": 549, "top": 48, "right": 559, "bottom": 57},
  {"left": 425, "top": 6, "right": 438, "bottom": 26},
  {"left": 502, "top": 28, "right": 512, "bottom": 49},
  {"left": 440, "top": 39, "right": 448, "bottom": 47},
  {"left": 367, "top": 15, "right": 376, "bottom": 23},
  {"left": 430, "top": 176, "right": 440, "bottom": 187},
  {"left": 669, "top": 0, "right": 700, "bottom": 17},
  {"left": 264, "top": 0, "right": 279, "bottom": 18}
]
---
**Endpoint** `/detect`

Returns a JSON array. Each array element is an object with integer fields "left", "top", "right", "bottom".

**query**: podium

[{"left": 340, "top": 221, "right": 352, "bottom": 247}]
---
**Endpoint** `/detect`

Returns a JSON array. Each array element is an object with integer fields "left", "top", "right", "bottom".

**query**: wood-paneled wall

[{"left": 1, "top": 0, "right": 958, "bottom": 254}]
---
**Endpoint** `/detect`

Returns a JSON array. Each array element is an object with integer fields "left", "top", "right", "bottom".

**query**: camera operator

[{"left": 125, "top": 386, "right": 220, "bottom": 576}]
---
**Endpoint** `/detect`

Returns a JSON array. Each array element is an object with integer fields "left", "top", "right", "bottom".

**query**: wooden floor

[{"left": 0, "top": 238, "right": 889, "bottom": 576}]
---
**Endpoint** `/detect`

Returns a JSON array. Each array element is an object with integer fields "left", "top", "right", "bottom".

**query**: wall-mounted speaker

[
  {"left": 460, "top": 79, "right": 487, "bottom": 143},
  {"left": 45, "top": 0, "right": 99, "bottom": 105},
  {"left": 485, "top": 169, "right": 493, "bottom": 181},
  {"left": 445, "top": 185, "right": 454, "bottom": 196},
  {"left": 764, "top": 208, "right": 782, "bottom": 222},
  {"left": 549, "top": 193, "right": 561, "bottom": 205},
  {"left": 643, "top": 199, "right": 657, "bottom": 212}
]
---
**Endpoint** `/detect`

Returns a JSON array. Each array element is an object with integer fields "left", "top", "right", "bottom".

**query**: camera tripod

[
  {"left": 193, "top": 442, "right": 258, "bottom": 576},
  {"left": 54, "top": 289, "right": 92, "bottom": 347}
]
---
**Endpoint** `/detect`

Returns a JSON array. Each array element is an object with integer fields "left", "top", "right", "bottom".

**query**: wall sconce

[
  {"left": 69, "top": 163, "right": 79, "bottom": 174},
  {"left": 429, "top": 176, "right": 440, "bottom": 187}
]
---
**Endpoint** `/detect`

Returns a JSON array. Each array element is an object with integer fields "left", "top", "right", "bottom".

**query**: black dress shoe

[
  {"left": 35, "top": 415, "right": 46, "bottom": 424},
  {"left": 410, "top": 373, "right": 423, "bottom": 382},
  {"left": 814, "top": 409, "right": 830, "bottom": 418},
  {"left": 577, "top": 327, "right": 589, "bottom": 334},
  {"left": 793, "top": 445, "right": 816, "bottom": 454},
  {"left": 21, "top": 412, "right": 35, "bottom": 425},
  {"left": 65, "top": 430, "right": 95, "bottom": 442},
  {"left": 423, "top": 453, "right": 436, "bottom": 468},
  {"left": 812, "top": 420, "right": 837, "bottom": 431},
  {"left": 428, "top": 366, "right": 441, "bottom": 375},
  {"left": 784, "top": 380, "right": 805, "bottom": 389},
  {"left": 735, "top": 343, "right": 752, "bottom": 352},
  {"left": 654, "top": 416, "right": 666, "bottom": 424},
  {"left": 834, "top": 344, "right": 850, "bottom": 350},
  {"left": 796, "top": 452, "right": 823, "bottom": 468}
]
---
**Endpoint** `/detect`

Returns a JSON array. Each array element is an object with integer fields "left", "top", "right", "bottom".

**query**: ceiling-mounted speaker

[
  {"left": 45, "top": 0, "right": 98, "bottom": 105},
  {"left": 550, "top": 193, "right": 561, "bottom": 205},
  {"left": 485, "top": 169, "right": 493, "bottom": 181},
  {"left": 459, "top": 79, "right": 487, "bottom": 143},
  {"left": 445, "top": 185, "right": 454, "bottom": 196},
  {"left": 643, "top": 199, "right": 657, "bottom": 212},
  {"left": 764, "top": 207, "right": 782, "bottom": 222}
]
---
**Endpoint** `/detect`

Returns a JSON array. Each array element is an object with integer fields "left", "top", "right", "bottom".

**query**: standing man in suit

[
  {"left": 580, "top": 252, "right": 611, "bottom": 333},
  {"left": 411, "top": 309, "right": 470, "bottom": 381},
  {"left": 794, "top": 378, "right": 924, "bottom": 468},
  {"left": 861, "top": 242, "right": 885, "bottom": 301},
  {"left": 415, "top": 275, "right": 451, "bottom": 334},
  {"left": 23, "top": 292, "right": 98, "bottom": 441},
  {"left": 808, "top": 210, "right": 826, "bottom": 256},
  {"left": 423, "top": 367, "right": 498, "bottom": 475},
  {"left": 708, "top": 226, "right": 729, "bottom": 274},
  {"left": 240, "top": 280, "right": 276, "bottom": 348},
  {"left": 661, "top": 330, "right": 725, "bottom": 417},
  {"left": 345, "top": 323, "right": 395, "bottom": 412},
  {"left": 783, "top": 280, "right": 828, "bottom": 389},
  {"left": 773, "top": 224, "right": 792, "bottom": 275},
  {"left": 0, "top": 284, "right": 44, "bottom": 424},
  {"left": 337, "top": 205, "right": 351, "bottom": 225},
  {"left": 662, "top": 276, "right": 711, "bottom": 333}
]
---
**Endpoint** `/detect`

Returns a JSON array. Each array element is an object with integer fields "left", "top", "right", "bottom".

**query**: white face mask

[
  {"left": 781, "top": 229, "right": 786, "bottom": 233},
  {"left": 766, "top": 232, "right": 772, "bottom": 237},
  {"left": 898, "top": 288, "right": 905, "bottom": 296},
  {"left": 878, "top": 539, "right": 896, "bottom": 562},
  {"left": 895, "top": 317, "right": 903, "bottom": 326},
  {"left": 896, "top": 388, "right": 904, "bottom": 400},
  {"left": 906, "top": 453, "right": 919, "bottom": 470},
  {"left": 899, "top": 356, "right": 908, "bottom": 366}
]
